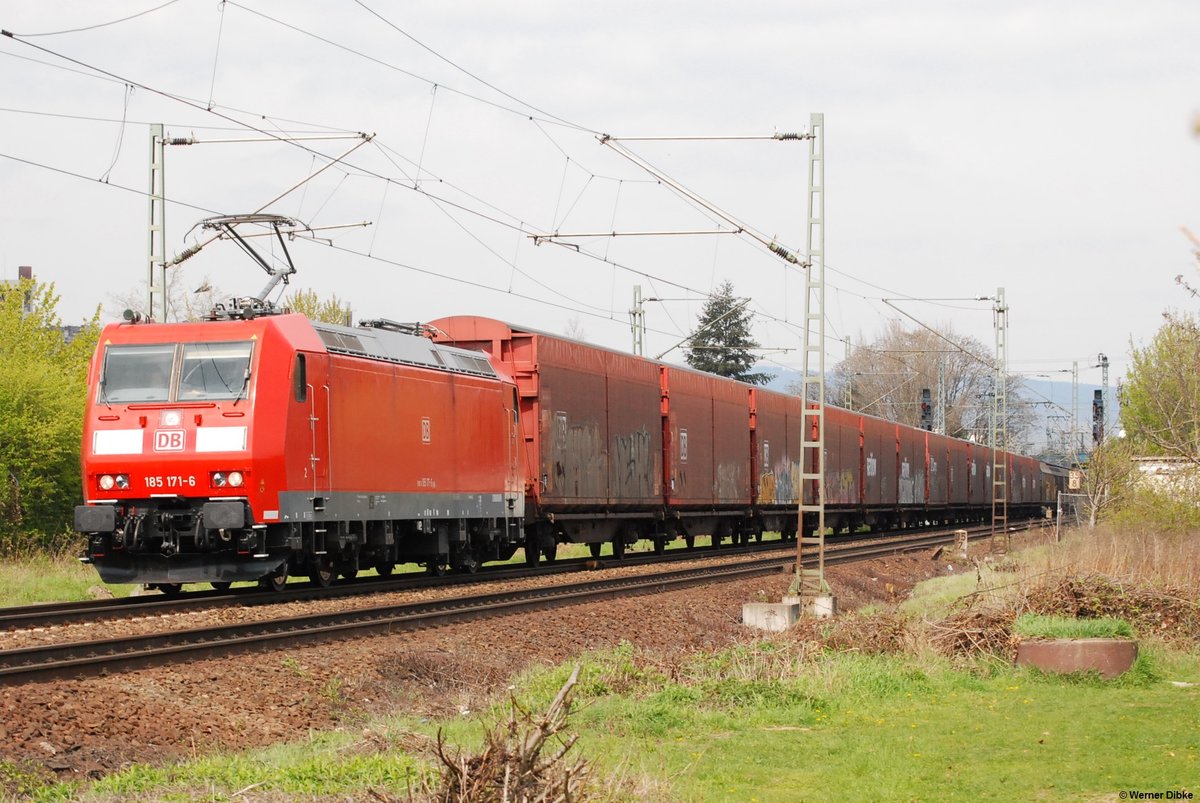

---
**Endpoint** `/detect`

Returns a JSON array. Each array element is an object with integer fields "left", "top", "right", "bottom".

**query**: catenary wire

[
  {"left": 10, "top": 0, "right": 184, "bottom": 37},
  {"left": 2, "top": 27, "right": 965, "bottom": 366}
]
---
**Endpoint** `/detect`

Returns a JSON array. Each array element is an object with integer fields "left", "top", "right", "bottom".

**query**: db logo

[{"left": 154, "top": 430, "right": 185, "bottom": 452}]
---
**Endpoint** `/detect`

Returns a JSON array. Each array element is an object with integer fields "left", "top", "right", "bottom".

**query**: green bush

[{"left": 0, "top": 280, "right": 99, "bottom": 554}]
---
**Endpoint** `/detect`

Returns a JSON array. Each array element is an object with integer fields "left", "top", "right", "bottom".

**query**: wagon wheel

[
  {"left": 156, "top": 583, "right": 183, "bottom": 596},
  {"left": 612, "top": 537, "right": 626, "bottom": 560},
  {"left": 588, "top": 542, "right": 603, "bottom": 559},
  {"left": 454, "top": 551, "right": 480, "bottom": 574},
  {"left": 652, "top": 537, "right": 666, "bottom": 555},
  {"left": 427, "top": 560, "right": 448, "bottom": 576},
  {"left": 375, "top": 562, "right": 394, "bottom": 577},
  {"left": 210, "top": 581, "right": 233, "bottom": 592},
  {"left": 541, "top": 539, "right": 557, "bottom": 565}
]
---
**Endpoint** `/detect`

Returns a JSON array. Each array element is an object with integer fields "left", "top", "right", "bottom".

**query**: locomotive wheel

[
  {"left": 259, "top": 565, "right": 288, "bottom": 592},
  {"left": 375, "top": 562, "right": 394, "bottom": 577},
  {"left": 339, "top": 565, "right": 358, "bottom": 583},
  {"left": 612, "top": 538, "right": 626, "bottom": 560},
  {"left": 309, "top": 559, "right": 334, "bottom": 588},
  {"left": 652, "top": 537, "right": 666, "bottom": 555},
  {"left": 588, "top": 542, "right": 602, "bottom": 559},
  {"left": 156, "top": 583, "right": 183, "bottom": 596},
  {"left": 210, "top": 581, "right": 232, "bottom": 592},
  {"left": 427, "top": 561, "right": 448, "bottom": 576},
  {"left": 541, "top": 541, "right": 557, "bottom": 564},
  {"left": 684, "top": 534, "right": 695, "bottom": 550}
]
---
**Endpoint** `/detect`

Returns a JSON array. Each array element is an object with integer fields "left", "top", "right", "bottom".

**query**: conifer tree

[{"left": 684, "top": 280, "right": 772, "bottom": 385}]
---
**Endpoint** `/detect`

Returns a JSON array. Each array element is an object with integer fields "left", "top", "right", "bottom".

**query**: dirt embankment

[{"left": 0, "top": 548, "right": 958, "bottom": 781}]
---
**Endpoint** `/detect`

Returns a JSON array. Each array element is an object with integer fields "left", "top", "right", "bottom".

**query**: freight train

[{"left": 75, "top": 311, "right": 1066, "bottom": 591}]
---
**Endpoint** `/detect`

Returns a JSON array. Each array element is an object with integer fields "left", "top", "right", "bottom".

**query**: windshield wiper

[
  {"left": 97, "top": 377, "right": 113, "bottom": 410},
  {"left": 232, "top": 367, "right": 250, "bottom": 406}
]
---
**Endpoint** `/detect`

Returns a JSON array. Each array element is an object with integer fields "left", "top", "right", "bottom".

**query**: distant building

[
  {"left": 0, "top": 265, "right": 34, "bottom": 314},
  {"left": 0, "top": 265, "right": 84, "bottom": 341},
  {"left": 1133, "top": 456, "right": 1200, "bottom": 497}
]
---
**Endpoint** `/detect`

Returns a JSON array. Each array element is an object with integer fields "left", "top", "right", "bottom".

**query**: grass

[
  {"left": 1014, "top": 613, "right": 1134, "bottom": 639},
  {"left": 0, "top": 554, "right": 133, "bottom": 607},
  {"left": 1037, "top": 525, "right": 1200, "bottom": 590},
  {"left": 33, "top": 640, "right": 1199, "bottom": 801},
  {"left": 12, "top": 524, "right": 1200, "bottom": 799},
  {"left": 29, "top": 732, "right": 428, "bottom": 802}
]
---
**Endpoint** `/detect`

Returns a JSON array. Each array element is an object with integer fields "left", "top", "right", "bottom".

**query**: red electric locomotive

[{"left": 76, "top": 312, "right": 526, "bottom": 592}]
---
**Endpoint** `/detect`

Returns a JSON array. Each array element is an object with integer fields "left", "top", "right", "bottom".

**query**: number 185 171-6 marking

[{"left": 145, "top": 475, "right": 196, "bottom": 489}]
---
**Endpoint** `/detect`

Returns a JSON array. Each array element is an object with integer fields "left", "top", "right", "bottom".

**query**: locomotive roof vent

[{"left": 312, "top": 319, "right": 497, "bottom": 379}]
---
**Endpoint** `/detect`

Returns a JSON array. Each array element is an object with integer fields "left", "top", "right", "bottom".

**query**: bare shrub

[
  {"left": 820, "top": 611, "right": 910, "bottom": 655},
  {"left": 926, "top": 608, "right": 1018, "bottom": 660},
  {"left": 1023, "top": 574, "right": 1200, "bottom": 643},
  {"left": 423, "top": 665, "right": 599, "bottom": 803}
]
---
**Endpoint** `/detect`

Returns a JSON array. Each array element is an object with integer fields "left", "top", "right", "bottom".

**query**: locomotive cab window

[
  {"left": 294, "top": 354, "right": 307, "bottom": 402},
  {"left": 179, "top": 342, "right": 254, "bottom": 400},
  {"left": 99, "top": 344, "right": 174, "bottom": 403}
]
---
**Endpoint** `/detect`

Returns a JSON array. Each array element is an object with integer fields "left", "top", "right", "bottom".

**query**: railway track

[
  {"left": 0, "top": 538, "right": 795, "bottom": 630},
  {"left": 0, "top": 519, "right": 1023, "bottom": 631},
  {"left": 0, "top": 522, "right": 1041, "bottom": 685}
]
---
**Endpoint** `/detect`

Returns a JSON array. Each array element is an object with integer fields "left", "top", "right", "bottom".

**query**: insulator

[
  {"left": 169, "top": 243, "right": 202, "bottom": 266},
  {"left": 167, "top": 137, "right": 195, "bottom": 146},
  {"left": 773, "top": 132, "right": 812, "bottom": 140},
  {"left": 769, "top": 242, "right": 800, "bottom": 264}
]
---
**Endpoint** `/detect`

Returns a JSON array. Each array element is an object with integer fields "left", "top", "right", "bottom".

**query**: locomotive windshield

[
  {"left": 99, "top": 344, "right": 174, "bottom": 402},
  {"left": 98, "top": 341, "right": 253, "bottom": 404},
  {"left": 179, "top": 342, "right": 253, "bottom": 400}
]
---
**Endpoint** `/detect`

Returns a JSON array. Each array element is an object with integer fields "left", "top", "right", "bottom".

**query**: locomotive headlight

[
  {"left": 212, "top": 471, "right": 227, "bottom": 488},
  {"left": 228, "top": 471, "right": 244, "bottom": 488},
  {"left": 161, "top": 410, "right": 183, "bottom": 427},
  {"left": 99, "top": 474, "right": 115, "bottom": 491},
  {"left": 115, "top": 474, "right": 130, "bottom": 489}
]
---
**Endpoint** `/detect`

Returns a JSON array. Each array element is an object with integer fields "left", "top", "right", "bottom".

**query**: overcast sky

[{"left": 2, "top": 0, "right": 1198, "bottom": 396}]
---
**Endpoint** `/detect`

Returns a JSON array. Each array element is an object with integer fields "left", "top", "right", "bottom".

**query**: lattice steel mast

[
  {"left": 991, "top": 287, "right": 1009, "bottom": 552},
  {"left": 147, "top": 124, "right": 167, "bottom": 321},
  {"left": 798, "top": 112, "right": 827, "bottom": 600}
]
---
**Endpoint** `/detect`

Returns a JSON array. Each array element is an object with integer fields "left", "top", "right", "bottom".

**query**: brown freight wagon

[{"left": 429, "top": 316, "right": 663, "bottom": 558}]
